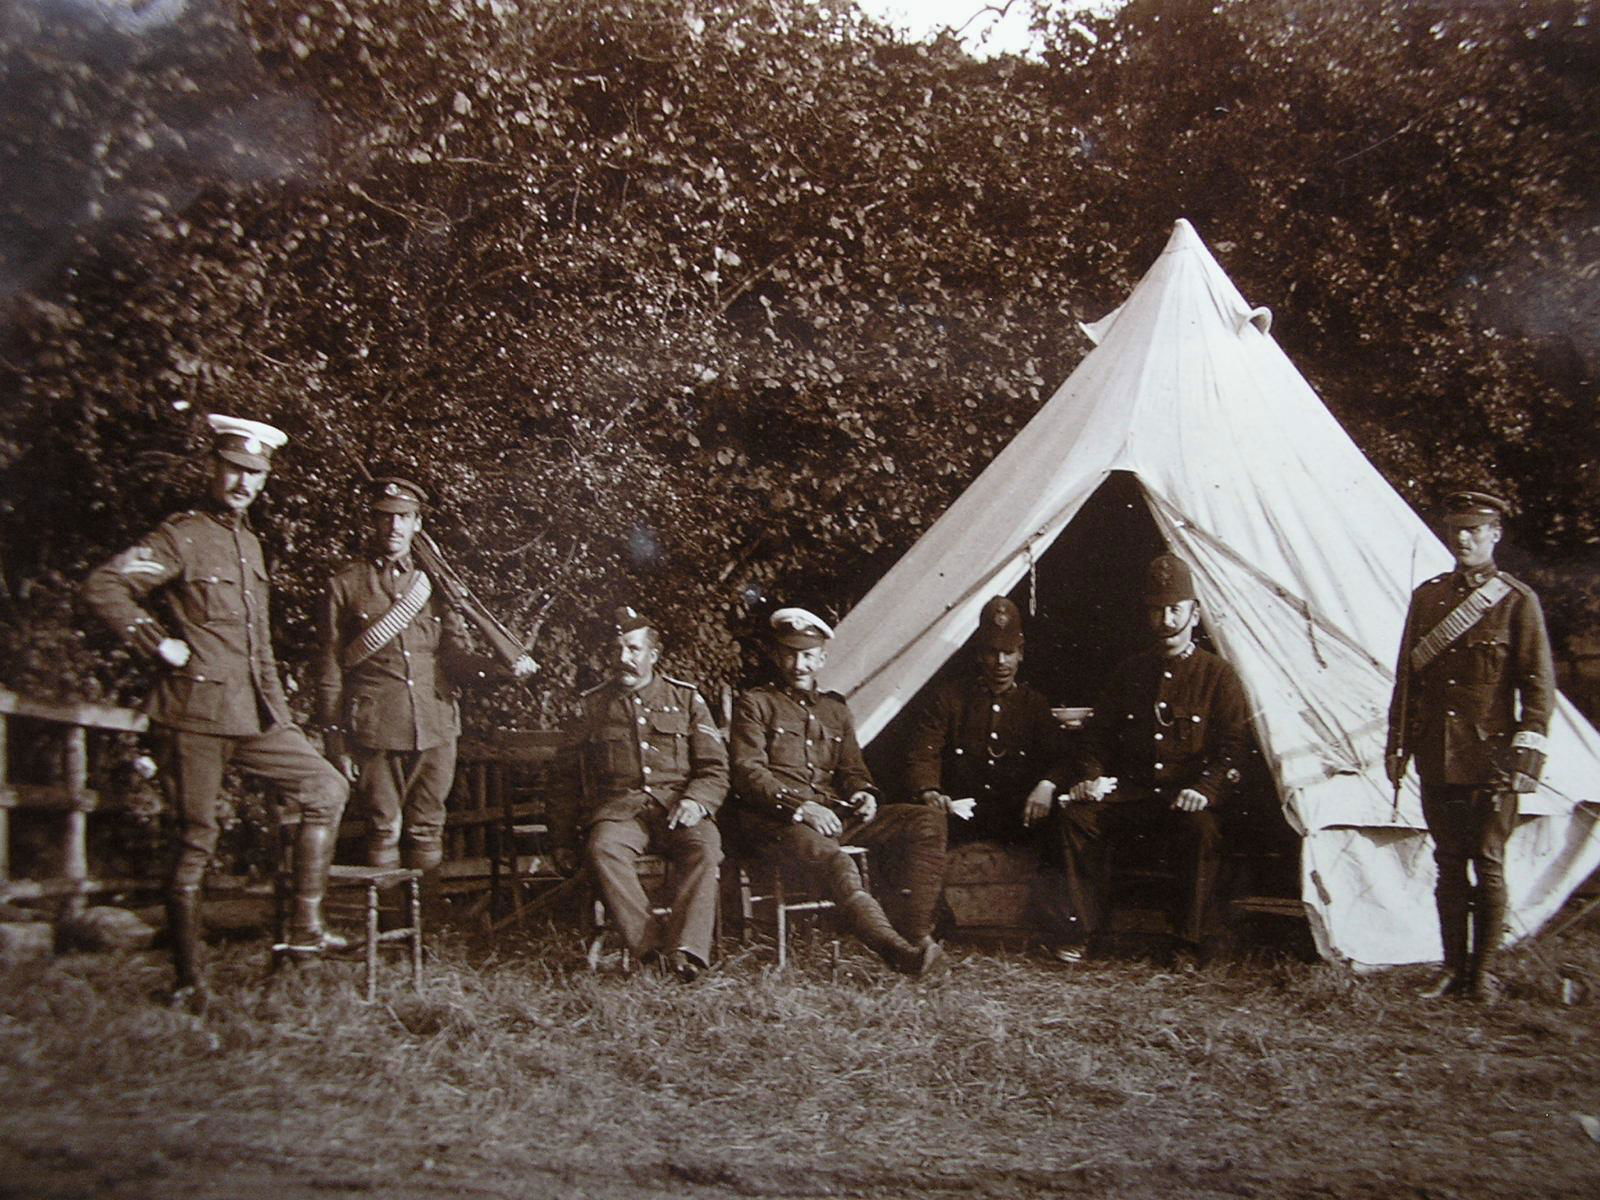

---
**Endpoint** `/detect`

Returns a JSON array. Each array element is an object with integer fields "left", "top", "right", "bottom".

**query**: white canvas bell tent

[{"left": 817, "top": 218, "right": 1600, "bottom": 968}]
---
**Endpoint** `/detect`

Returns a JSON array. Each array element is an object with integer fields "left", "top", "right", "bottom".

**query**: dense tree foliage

[{"left": 2, "top": 0, "right": 1597, "bottom": 730}]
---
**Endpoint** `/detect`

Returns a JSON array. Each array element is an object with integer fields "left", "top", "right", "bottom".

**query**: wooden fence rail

[{"left": 0, "top": 687, "right": 149, "bottom": 914}]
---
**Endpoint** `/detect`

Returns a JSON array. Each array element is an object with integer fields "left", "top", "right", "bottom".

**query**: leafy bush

[{"left": 3, "top": 0, "right": 1597, "bottom": 732}]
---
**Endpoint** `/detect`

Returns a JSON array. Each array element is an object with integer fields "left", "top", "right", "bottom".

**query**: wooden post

[
  {"left": 0, "top": 712, "right": 10, "bottom": 886},
  {"left": 62, "top": 726, "right": 89, "bottom": 916}
]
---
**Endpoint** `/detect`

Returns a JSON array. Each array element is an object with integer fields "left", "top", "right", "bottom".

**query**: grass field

[{"left": 2, "top": 911, "right": 1599, "bottom": 1200}]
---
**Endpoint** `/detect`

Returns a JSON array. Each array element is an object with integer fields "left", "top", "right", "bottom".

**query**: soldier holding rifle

[
  {"left": 316, "top": 475, "right": 535, "bottom": 915},
  {"left": 1387, "top": 488, "right": 1554, "bottom": 1004}
]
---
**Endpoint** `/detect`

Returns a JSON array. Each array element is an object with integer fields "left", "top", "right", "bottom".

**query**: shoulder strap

[
  {"left": 341, "top": 570, "right": 434, "bottom": 670},
  {"left": 1409, "top": 575, "right": 1513, "bottom": 673}
]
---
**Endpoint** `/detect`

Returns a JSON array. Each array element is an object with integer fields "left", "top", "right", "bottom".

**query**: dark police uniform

[
  {"left": 1055, "top": 557, "right": 1250, "bottom": 951},
  {"left": 906, "top": 677, "right": 1069, "bottom": 844},
  {"left": 1387, "top": 490, "right": 1554, "bottom": 996},
  {"left": 552, "top": 658, "right": 727, "bottom": 968},
  {"left": 730, "top": 606, "right": 946, "bottom": 975}
]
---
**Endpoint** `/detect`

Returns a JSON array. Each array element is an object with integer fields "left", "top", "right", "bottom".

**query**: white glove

[{"left": 157, "top": 638, "right": 192, "bottom": 668}]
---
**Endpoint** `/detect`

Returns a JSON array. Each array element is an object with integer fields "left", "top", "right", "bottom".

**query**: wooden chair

[
  {"left": 272, "top": 819, "right": 424, "bottom": 1003},
  {"left": 584, "top": 853, "right": 722, "bottom": 971},
  {"left": 734, "top": 844, "right": 871, "bottom": 969}
]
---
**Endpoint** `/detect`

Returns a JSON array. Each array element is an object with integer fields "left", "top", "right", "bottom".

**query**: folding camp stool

[
  {"left": 272, "top": 818, "right": 425, "bottom": 1003},
  {"left": 735, "top": 843, "right": 871, "bottom": 970}
]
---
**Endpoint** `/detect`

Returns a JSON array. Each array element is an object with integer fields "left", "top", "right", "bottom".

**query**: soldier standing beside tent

[
  {"left": 315, "top": 475, "right": 535, "bottom": 918},
  {"left": 84, "top": 416, "right": 351, "bottom": 1010},
  {"left": 1053, "top": 554, "right": 1250, "bottom": 966},
  {"left": 903, "top": 595, "right": 1080, "bottom": 952},
  {"left": 1386, "top": 489, "right": 1554, "bottom": 1004}
]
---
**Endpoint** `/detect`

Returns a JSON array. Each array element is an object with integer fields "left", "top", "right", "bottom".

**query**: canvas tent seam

[{"left": 1144, "top": 490, "right": 1389, "bottom": 677}]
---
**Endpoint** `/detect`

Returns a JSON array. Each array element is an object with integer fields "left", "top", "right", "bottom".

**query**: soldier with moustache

[
  {"left": 1386, "top": 489, "right": 1554, "bottom": 1004},
  {"left": 84, "top": 416, "right": 351, "bottom": 1008},
  {"left": 1054, "top": 554, "right": 1250, "bottom": 965},
  {"left": 730, "top": 607, "right": 947, "bottom": 977},
  {"left": 550, "top": 607, "right": 727, "bottom": 981},
  {"left": 315, "top": 476, "right": 536, "bottom": 915}
]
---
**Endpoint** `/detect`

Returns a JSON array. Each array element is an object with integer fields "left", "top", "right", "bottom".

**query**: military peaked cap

[
  {"left": 1440, "top": 488, "right": 1510, "bottom": 528},
  {"left": 369, "top": 476, "right": 428, "bottom": 514},
  {"left": 207, "top": 414, "right": 287, "bottom": 472}
]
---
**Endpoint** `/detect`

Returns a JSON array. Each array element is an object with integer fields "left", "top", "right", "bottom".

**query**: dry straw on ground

[{"left": 2, "top": 919, "right": 1598, "bottom": 1198}]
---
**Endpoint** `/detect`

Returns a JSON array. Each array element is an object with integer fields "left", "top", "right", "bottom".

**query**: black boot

[
  {"left": 839, "top": 891, "right": 943, "bottom": 977},
  {"left": 286, "top": 822, "right": 350, "bottom": 953},
  {"left": 1419, "top": 886, "right": 1470, "bottom": 999},
  {"left": 166, "top": 885, "right": 208, "bottom": 1012},
  {"left": 401, "top": 843, "right": 445, "bottom": 932},
  {"left": 1466, "top": 885, "right": 1507, "bottom": 1004}
]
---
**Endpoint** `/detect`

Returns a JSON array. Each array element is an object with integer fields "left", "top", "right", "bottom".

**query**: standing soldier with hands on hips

[
  {"left": 1387, "top": 488, "right": 1555, "bottom": 1004},
  {"left": 315, "top": 475, "right": 536, "bottom": 918},
  {"left": 84, "top": 416, "right": 351, "bottom": 1009}
]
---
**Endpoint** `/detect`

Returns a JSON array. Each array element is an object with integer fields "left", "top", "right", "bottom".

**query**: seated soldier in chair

[
  {"left": 550, "top": 607, "right": 726, "bottom": 981},
  {"left": 730, "top": 606, "right": 946, "bottom": 977}
]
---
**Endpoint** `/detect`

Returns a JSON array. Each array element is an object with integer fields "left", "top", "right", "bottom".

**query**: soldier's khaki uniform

[
  {"left": 315, "top": 553, "right": 495, "bottom": 870},
  {"left": 1388, "top": 561, "right": 1554, "bottom": 988},
  {"left": 552, "top": 674, "right": 727, "bottom": 965},
  {"left": 731, "top": 683, "right": 947, "bottom": 943},
  {"left": 84, "top": 507, "right": 348, "bottom": 889}
]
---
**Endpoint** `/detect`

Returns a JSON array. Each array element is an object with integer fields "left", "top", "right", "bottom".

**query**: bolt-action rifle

[
  {"left": 344, "top": 453, "right": 550, "bottom": 671},
  {"left": 410, "top": 529, "right": 539, "bottom": 670}
]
